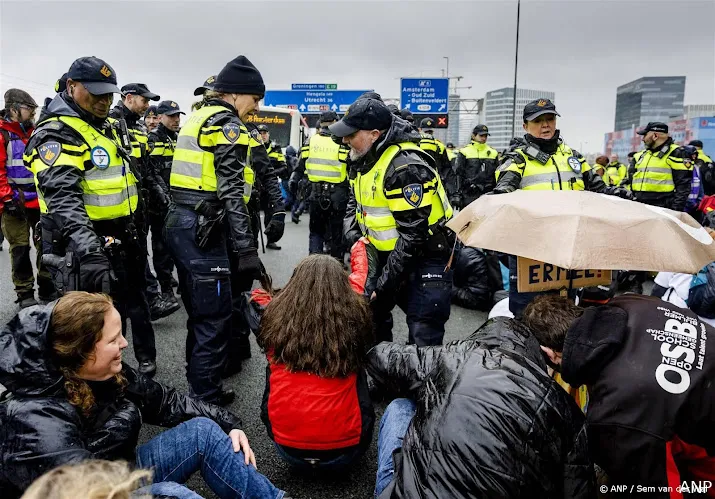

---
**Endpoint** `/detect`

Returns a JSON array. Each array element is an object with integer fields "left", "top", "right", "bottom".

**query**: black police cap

[
  {"left": 156, "top": 100, "right": 184, "bottom": 116},
  {"left": 144, "top": 105, "right": 158, "bottom": 118},
  {"left": 689, "top": 140, "right": 704, "bottom": 148},
  {"left": 194, "top": 75, "right": 216, "bottom": 96},
  {"left": 400, "top": 108, "right": 415, "bottom": 122},
  {"left": 256, "top": 124, "right": 269, "bottom": 132},
  {"left": 473, "top": 124, "right": 490, "bottom": 136},
  {"left": 329, "top": 98, "right": 393, "bottom": 138},
  {"left": 420, "top": 118, "right": 435, "bottom": 129},
  {"left": 319, "top": 110, "right": 338, "bottom": 123},
  {"left": 67, "top": 56, "right": 120, "bottom": 96},
  {"left": 637, "top": 122, "right": 668, "bottom": 135},
  {"left": 446, "top": 142, "right": 455, "bottom": 148},
  {"left": 121, "top": 83, "right": 160, "bottom": 101},
  {"left": 523, "top": 98, "right": 560, "bottom": 122},
  {"left": 358, "top": 91, "right": 382, "bottom": 101}
]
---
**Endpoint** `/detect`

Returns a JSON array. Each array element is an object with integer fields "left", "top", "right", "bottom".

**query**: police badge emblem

[
  {"left": 403, "top": 184, "right": 423, "bottom": 208},
  {"left": 222, "top": 123, "right": 241, "bottom": 143},
  {"left": 39, "top": 142, "right": 61, "bottom": 166},
  {"left": 567, "top": 156, "right": 582, "bottom": 173}
]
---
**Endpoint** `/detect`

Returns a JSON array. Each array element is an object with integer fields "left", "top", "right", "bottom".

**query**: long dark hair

[
  {"left": 51, "top": 292, "right": 126, "bottom": 416},
  {"left": 256, "top": 255, "right": 374, "bottom": 377}
]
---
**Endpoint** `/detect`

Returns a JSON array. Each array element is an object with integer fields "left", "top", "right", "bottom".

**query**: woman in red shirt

[{"left": 258, "top": 254, "right": 375, "bottom": 471}]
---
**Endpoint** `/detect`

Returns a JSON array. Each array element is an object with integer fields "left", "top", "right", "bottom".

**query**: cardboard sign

[{"left": 517, "top": 257, "right": 612, "bottom": 293}]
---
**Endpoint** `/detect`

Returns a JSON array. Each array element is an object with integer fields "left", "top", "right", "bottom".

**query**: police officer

[
  {"left": 147, "top": 100, "right": 184, "bottom": 307},
  {"left": 332, "top": 98, "right": 455, "bottom": 346},
  {"left": 445, "top": 142, "right": 456, "bottom": 165},
  {"left": 256, "top": 124, "right": 287, "bottom": 250},
  {"left": 629, "top": 122, "right": 691, "bottom": 210},
  {"left": 25, "top": 56, "right": 158, "bottom": 376},
  {"left": 418, "top": 118, "right": 458, "bottom": 207},
  {"left": 493, "top": 98, "right": 632, "bottom": 317},
  {"left": 144, "top": 105, "right": 159, "bottom": 133},
  {"left": 605, "top": 154, "right": 627, "bottom": 187},
  {"left": 690, "top": 139, "right": 715, "bottom": 195},
  {"left": 290, "top": 110, "right": 350, "bottom": 259},
  {"left": 165, "top": 55, "right": 265, "bottom": 405},
  {"left": 109, "top": 83, "right": 178, "bottom": 321},
  {"left": 454, "top": 124, "right": 499, "bottom": 207}
]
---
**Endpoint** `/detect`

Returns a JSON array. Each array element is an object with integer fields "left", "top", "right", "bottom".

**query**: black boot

[{"left": 162, "top": 290, "right": 181, "bottom": 315}]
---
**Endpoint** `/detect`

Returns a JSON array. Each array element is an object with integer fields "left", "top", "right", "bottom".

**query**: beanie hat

[{"left": 212, "top": 56, "right": 265, "bottom": 97}]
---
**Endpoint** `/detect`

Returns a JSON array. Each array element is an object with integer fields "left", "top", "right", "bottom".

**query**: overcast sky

[{"left": 1, "top": 0, "right": 713, "bottom": 152}]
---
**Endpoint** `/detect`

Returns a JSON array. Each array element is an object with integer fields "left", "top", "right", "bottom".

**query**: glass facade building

[{"left": 614, "top": 77, "right": 685, "bottom": 131}]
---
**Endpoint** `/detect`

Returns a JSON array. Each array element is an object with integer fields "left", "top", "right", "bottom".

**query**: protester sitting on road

[
  {"left": 525, "top": 294, "right": 715, "bottom": 496},
  {"left": 367, "top": 317, "right": 595, "bottom": 498},
  {"left": 21, "top": 460, "right": 152, "bottom": 499},
  {"left": 0, "top": 291, "right": 285, "bottom": 499},
  {"left": 257, "top": 254, "right": 375, "bottom": 471}
]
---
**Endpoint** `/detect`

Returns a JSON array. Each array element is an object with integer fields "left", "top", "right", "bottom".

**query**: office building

[
  {"left": 683, "top": 104, "right": 715, "bottom": 120},
  {"left": 614, "top": 76, "right": 685, "bottom": 131},
  {"left": 483, "top": 87, "right": 556, "bottom": 151}
]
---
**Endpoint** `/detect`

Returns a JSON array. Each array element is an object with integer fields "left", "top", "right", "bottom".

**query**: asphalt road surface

[{"left": 0, "top": 216, "right": 488, "bottom": 499}]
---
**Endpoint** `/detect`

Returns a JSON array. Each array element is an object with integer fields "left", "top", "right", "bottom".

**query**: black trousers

[
  {"left": 308, "top": 183, "right": 349, "bottom": 260},
  {"left": 149, "top": 210, "right": 176, "bottom": 292}
]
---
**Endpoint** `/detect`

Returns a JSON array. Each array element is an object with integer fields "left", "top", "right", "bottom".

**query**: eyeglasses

[{"left": 20, "top": 105, "right": 37, "bottom": 113}]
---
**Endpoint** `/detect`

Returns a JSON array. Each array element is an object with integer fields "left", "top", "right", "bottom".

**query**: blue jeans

[
  {"left": 136, "top": 417, "right": 284, "bottom": 499},
  {"left": 375, "top": 399, "right": 416, "bottom": 498},
  {"left": 274, "top": 442, "right": 364, "bottom": 471},
  {"left": 134, "top": 481, "right": 203, "bottom": 499}
]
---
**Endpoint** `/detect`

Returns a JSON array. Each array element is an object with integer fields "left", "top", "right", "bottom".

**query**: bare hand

[
  {"left": 229, "top": 429, "right": 256, "bottom": 469},
  {"left": 370, "top": 291, "right": 377, "bottom": 302}
]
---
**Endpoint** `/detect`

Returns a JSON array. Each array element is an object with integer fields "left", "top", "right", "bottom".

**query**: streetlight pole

[
  {"left": 443, "top": 56, "right": 449, "bottom": 90},
  {"left": 511, "top": 0, "right": 521, "bottom": 139}
]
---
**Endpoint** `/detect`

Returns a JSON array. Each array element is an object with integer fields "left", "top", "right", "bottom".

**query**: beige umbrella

[{"left": 447, "top": 190, "right": 715, "bottom": 274}]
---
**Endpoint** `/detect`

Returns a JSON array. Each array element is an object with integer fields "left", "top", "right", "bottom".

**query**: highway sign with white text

[
  {"left": 400, "top": 78, "right": 449, "bottom": 114},
  {"left": 263, "top": 90, "right": 370, "bottom": 114}
]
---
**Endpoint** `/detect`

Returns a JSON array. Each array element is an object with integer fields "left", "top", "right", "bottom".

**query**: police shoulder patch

[
  {"left": 567, "top": 156, "right": 582, "bottom": 173},
  {"left": 222, "top": 123, "right": 241, "bottom": 143},
  {"left": 38, "top": 141, "right": 61, "bottom": 166},
  {"left": 403, "top": 183, "right": 423, "bottom": 208}
]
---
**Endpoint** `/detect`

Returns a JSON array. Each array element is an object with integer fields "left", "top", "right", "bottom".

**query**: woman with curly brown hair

[
  {"left": 257, "top": 254, "right": 375, "bottom": 471},
  {"left": 0, "top": 292, "right": 286, "bottom": 499}
]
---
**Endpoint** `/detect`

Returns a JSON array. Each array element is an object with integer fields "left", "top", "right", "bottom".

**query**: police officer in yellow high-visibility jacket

[
  {"left": 418, "top": 117, "right": 458, "bottom": 206},
  {"left": 493, "top": 98, "right": 632, "bottom": 318},
  {"left": 109, "top": 83, "right": 178, "bottom": 324},
  {"left": 605, "top": 154, "right": 628, "bottom": 187},
  {"left": 628, "top": 122, "right": 692, "bottom": 211},
  {"left": 24, "top": 57, "right": 159, "bottom": 376},
  {"left": 332, "top": 98, "right": 455, "bottom": 346},
  {"left": 165, "top": 55, "right": 265, "bottom": 406},
  {"left": 455, "top": 125, "right": 500, "bottom": 207},
  {"left": 290, "top": 110, "right": 351, "bottom": 259}
]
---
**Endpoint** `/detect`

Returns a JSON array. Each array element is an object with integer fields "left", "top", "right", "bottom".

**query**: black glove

[
  {"left": 606, "top": 186, "right": 634, "bottom": 200},
  {"left": 235, "top": 247, "right": 262, "bottom": 280},
  {"left": 79, "top": 252, "right": 113, "bottom": 294},
  {"left": 345, "top": 229, "right": 362, "bottom": 248},
  {"left": 2, "top": 198, "right": 23, "bottom": 217},
  {"left": 449, "top": 195, "right": 462, "bottom": 210},
  {"left": 264, "top": 212, "right": 285, "bottom": 243}
]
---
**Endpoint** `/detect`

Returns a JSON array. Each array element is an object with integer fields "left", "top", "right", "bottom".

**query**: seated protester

[
  {"left": 524, "top": 294, "right": 715, "bottom": 497},
  {"left": 653, "top": 265, "right": 715, "bottom": 328},
  {"left": 0, "top": 292, "right": 284, "bottom": 499},
  {"left": 257, "top": 254, "right": 375, "bottom": 470},
  {"left": 367, "top": 318, "right": 595, "bottom": 498},
  {"left": 451, "top": 243, "right": 503, "bottom": 311}
]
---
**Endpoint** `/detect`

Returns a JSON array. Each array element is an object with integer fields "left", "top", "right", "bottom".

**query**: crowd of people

[{"left": 1, "top": 51, "right": 715, "bottom": 498}]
